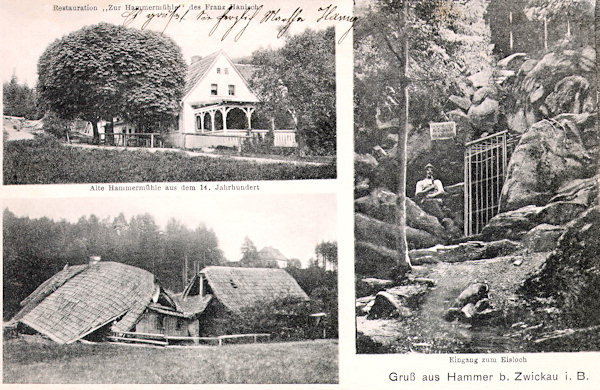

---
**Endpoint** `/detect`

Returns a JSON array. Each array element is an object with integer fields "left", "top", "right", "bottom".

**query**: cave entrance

[{"left": 464, "top": 131, "right": 509, "bottom": 236}]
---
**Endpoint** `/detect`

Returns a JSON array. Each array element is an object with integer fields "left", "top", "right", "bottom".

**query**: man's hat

[{"left": 425, "top": 163, "right": 434, "bottom": 169}]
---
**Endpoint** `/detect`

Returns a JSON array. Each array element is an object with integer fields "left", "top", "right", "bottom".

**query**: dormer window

[
  {"left": 216, "top": 67, "right": 221, "bottom": 74},
  {"left": 228, "top": 85, "right": 235, "bottom": 96},
  {"left": 211, "top": 84, "right": 218, "bottom": 95}
]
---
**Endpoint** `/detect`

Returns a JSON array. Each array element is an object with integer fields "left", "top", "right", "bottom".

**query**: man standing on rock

[{"left": 415, "top": 163, "right": 446, "bottom": 220}]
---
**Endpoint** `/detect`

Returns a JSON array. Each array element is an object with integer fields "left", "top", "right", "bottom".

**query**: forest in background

[{"left": 3, "top": 209, "right": 338, "bottom": 326}]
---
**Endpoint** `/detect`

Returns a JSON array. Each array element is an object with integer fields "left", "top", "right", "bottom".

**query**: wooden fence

[
  {"left": 168, "top": 130, "right": 297, "bottom": 150},
  {"left": 99, "top": 133, "right": 164, "bottom": 148},
  {"left": 109, "top": 331, "right": 271, "bottom": 347}
]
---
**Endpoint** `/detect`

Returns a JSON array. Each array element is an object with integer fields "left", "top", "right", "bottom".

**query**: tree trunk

[
  {"left": 106, "top": 118, "right": 115, "bottom": 146},
  {"left": 91, "top": 120, "right": 100, "bottom": 145},
  {"left": 394, "top": 0, "right": 412, "bottom": 277}
]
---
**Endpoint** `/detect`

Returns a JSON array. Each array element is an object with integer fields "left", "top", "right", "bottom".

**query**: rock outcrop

[
  {"left": 499, "top": 115, "right": 595, "bottom": 212},
  {"left": 521, "top": 208, "right": 600, "bottom": 328}
]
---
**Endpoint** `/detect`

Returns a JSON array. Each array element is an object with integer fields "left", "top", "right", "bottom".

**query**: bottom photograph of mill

[{"left": 2, "top": 194, "right": 338, "bottom": 384}]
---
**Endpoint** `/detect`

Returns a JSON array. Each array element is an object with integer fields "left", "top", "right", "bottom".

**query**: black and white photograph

[
  {"left": 2, "top": 0, "right": 340, "bottom": 184},
  {"left": 354, "top": 0, "right": 598, "bottom": 354},
  {"left": 2, "top": 194, "right": 338, "bottom": 383}
]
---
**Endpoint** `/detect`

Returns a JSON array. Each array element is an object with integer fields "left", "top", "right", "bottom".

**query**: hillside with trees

[{"left": 2, "top": 209, "right": 223, "bottom": 320}]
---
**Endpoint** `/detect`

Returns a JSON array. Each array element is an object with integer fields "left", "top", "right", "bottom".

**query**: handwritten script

[{"left": 120, "top": 3, "right": 356, "bottom": 43}]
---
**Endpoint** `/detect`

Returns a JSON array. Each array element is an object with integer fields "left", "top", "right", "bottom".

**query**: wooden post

[
  {"left": 509, "top": 11, "right": 514, "bottom": 51},
  {"left": 151, "top": 134, "right": 155, "bottom": 148}
]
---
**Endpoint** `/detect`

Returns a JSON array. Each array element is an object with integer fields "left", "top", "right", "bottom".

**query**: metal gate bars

[{"left": 464, "top": 131, "right": 508, "bottom": 236}]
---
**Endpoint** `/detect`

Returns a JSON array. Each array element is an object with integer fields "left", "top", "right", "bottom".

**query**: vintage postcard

[{"left": 1, "top": 0, "right": 355, "bottom": 184}]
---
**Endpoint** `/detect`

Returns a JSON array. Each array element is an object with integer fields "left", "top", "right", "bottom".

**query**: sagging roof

[
  {"left": 171, "top": 294, "right": 213, "bottom": 316},
  {"left": 13, "top": 262, "right": 158, "bottom": 344},
  {"left": 201, "top": 266, "right": 309, "bottom": 313}
]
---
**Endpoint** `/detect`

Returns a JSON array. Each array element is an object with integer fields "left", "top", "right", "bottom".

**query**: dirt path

[
  {"left": 3, "top": 116, "right": 38, "bottom": 141},
  {"left": 358, "top": 252, "right": 549, "bottom": 352},
  {"left": 66, "top": 143, "right": 330, "bottom": 166}
]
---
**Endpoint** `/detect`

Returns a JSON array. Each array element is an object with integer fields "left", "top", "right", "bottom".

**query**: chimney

[{"left": 89, "top": 256, "right": 101, "bottom": 265}]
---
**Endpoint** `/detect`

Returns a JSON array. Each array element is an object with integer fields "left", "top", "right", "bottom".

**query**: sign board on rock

[{"left": 429, "top": 121, "right": 456, "bottom": 140}]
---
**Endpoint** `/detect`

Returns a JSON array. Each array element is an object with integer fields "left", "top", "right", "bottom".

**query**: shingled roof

[
  {"left": 184, "top": 51, "right": 221, "bottom": 96},
  {"left": 257, "top": 246, "right": 288, "bottom": 264},
  {"left": 13, "top": 262, "right": 158, "bottom": 344},
  {"left": 201, "top": 266, "right": 309, "bottom": 313}
]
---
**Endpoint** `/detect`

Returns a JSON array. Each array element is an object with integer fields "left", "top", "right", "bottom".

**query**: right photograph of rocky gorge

[{"left": 354, "top": 0, "right": 598, "bottom": 353}]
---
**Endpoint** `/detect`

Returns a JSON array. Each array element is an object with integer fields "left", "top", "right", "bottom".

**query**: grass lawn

[
  {"left": 3, "top": 337, "right": 338, "bottom": 384},
  {"left": 3, "top": 138, "right": 336, "bottom": 184}
]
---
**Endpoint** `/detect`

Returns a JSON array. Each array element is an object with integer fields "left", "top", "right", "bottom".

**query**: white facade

[{"left": 179, "top": 51, "right": 259, "bottom": 135}]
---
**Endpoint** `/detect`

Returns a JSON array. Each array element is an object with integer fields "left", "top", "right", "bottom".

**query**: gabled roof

[
  {"left": 13, "top": 262, "right": 158, "bottom": 344},
  {"left": 184, "top": 51, "right": 221, "bottom": 96},
  {"left": 257, "top": 246, "right": 288, "bottom": 263},
  {"left": 183, "top": 50, "right": 258, "bottom": 101},
  {"left": 201, "top": 266, "right": 309, "bottom": 313}
]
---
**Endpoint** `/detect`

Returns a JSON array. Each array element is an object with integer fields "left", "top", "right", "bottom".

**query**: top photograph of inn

[{"left": 2, "top": 0, "right": 338, "bottom": 184}]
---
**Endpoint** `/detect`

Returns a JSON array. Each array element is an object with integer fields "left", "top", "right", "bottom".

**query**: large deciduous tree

[
  {"left": 355, "top": 0, "right": 492, "bottom": 277},
  {"left": 37, "top": 23, "right": 186, "bottom": 143},
  {"left": 249, "top": 27, "right": 336, "bottom": 156}
]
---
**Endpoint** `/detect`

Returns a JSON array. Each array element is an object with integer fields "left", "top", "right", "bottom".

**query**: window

[
  {"left": 196, "top": 116, "right": 201, "bottom": 130},
  {"left": 216, "top": 67, "right": 221, "bottom": 74},
  {"left": 224, "top": 68, "right": 229, "bottom": 74},
  {"left": 211, "top": 84, "right": 218, "bottom": 95},
  {"left": 228, "top": 85, "right": 235, "bottom": 96}
]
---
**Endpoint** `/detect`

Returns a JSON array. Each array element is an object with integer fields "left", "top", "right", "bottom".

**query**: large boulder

[
  {"left": 467, "top": 97, "right": 499, "bottom": 132},
  {"left": 521, "top": 208, "right": 600, "bottom": 327},
  {"left": 506, "top": 108, "right": 529, "bottom": 134},
  {"left": 368, "top": 285, "right": 429, "bottom": 319},
  {"left": 497, "top": 53, "right": 527, "bottom": 69},
  {"left": 523, "top": 224, "right": 567, "bottom": 253},
  {"left": 483, "top": 178, "right": 597, "bottom": 241},
  {"left": 481, "top": 205, "right": 542, "bottom": 240},
  {"left": 409, "top": 240, "right": 523, "bottom": 264},
  {"left": 355, "top": 188, "right": 451, "bottom": 240},
  {"left": 468, "top": 69, "right": 493, "bottom": 88},
  {"left": 448, "top": 95, "right": 471, "bottom": 111},
  {"left": 472, "top": 86, "right": 497, "bottom": 105},
  {"left": 355, "top": 212, "right": 439, "bottom": 250},
  {"left": 499, "top": 115, "right": 594, "bottom": 212},
  {"left": 544, "top": 75, "right": 591, "bottom": 116}
]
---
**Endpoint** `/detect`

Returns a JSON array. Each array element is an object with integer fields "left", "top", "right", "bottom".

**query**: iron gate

[{"left": 464, "top": 131, "right": 508, "bottom": 236}]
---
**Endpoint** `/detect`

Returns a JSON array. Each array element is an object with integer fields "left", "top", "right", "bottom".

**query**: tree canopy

[
  {"left": 354, "top": 0, "right": 492, "bottom": 274},
  {"left": 37, "top": 23, "right": 186, "bottom": 142},
  {"left": 3, "top": 209, "right": 223, "bottom": 319},
  {"left": 249, "top": 27, "right": 336, "bottom": 156},
  {"left": 3, "top": 75, "right": 40, "bottom": 119}
]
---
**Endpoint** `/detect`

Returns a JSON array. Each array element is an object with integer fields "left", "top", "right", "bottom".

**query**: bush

[
  {"left": 41, "top": 112, "right": 72, "bottom": 139},
  {"left": 206, "top": 297, "right": 325, "bottom": 341}
]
